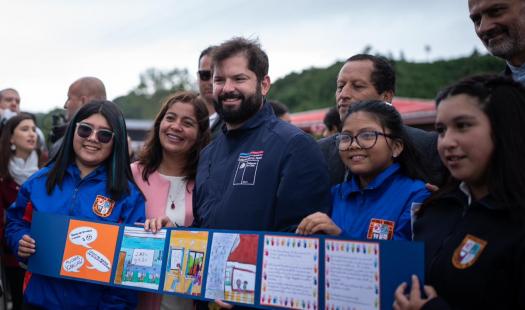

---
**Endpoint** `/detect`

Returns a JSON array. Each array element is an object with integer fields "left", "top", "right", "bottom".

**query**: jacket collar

[
  {"left": 343, "top": 163, "right": 401, "bottom": 195},
  {"left": 66, "top": 163, "right": 106, "bottom": 181}
]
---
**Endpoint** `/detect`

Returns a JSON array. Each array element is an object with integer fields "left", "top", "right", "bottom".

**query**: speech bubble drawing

[
  {"left": 62, "top": 255, "right": 85, "bottom": 273},
  {"left": 85, "top": 249, "right": 111, "bottom": 273},
  {"left": 69, "top": 226, "right": 98, "bottom": 248}
]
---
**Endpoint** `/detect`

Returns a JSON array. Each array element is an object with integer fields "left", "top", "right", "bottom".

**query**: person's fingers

[
  {"left": 392, "top": 299, "right": 401, "bottom": 310},
  {"left": 160, "top": 217, "right": 174, "bottom": 228},
  {"left": 425, "top": 183, "right": 439, "bottom": 192},
  {"left": 17, "top": 235, "right": 35, "bottom": 257},
  {"left": 22, "top": 234, "right": 35, "bottom": 244},
  {"left": 409, "top": 275, "right": 421, "bottom": 301},
  {"left": 144, "top": 219, "right": 152, "bottom": 231},
  {"left": 296, "top": 215, "right": 312, "bottom": 234},
  {"left": 394, "top": 282, "right": 408, "bottom": 305},
  {"left": 423, "top": 285, "right": 438, "bottom": 299},
  {"left": 303, "top": 213, "right": 329, "bottom": 234},
  {"left": 213, "top": 299, "right": 233, "bottom": 309}
]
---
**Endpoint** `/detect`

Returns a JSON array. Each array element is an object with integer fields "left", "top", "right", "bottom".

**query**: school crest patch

[
  {"left": 367, "top": 218, "right": 395, "bottom": 240},
  {"left": 92, "top": 195, "right": 115, "bottom": 218},
  {"left": 452, "top": 234, "right": 487, "bottom": 269}
]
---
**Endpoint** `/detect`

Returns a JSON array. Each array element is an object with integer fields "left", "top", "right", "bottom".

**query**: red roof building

[{"left": 290, "top": 97, "right": 436, "bottom": 133}]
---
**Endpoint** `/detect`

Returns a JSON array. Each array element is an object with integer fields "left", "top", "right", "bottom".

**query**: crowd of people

[{"left": 1, "top": 0, "right": 525, "bottom": 309}]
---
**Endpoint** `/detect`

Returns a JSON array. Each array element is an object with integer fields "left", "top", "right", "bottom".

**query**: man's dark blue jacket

[{"left": 193, "top": 101, "right": 331, "bottom": 231}]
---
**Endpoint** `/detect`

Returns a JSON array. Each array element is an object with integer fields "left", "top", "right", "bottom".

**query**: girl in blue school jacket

[
  {"left": 6, "top": 100, "right": 145, "bottom": 309},
  {"left": 297, "top": 100, "right": 430, "bottom": 241}
]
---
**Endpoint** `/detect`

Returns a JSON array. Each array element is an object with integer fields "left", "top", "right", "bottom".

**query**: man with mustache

[
  {"left": 469, "top": 0, "right": 525, "bottom": 84},
  {"left": 193, "top": 37, "right": 330, "bottom": 236}
]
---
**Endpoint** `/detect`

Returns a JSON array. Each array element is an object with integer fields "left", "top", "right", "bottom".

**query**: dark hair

[
  {"left": 211, "top": 37, "right": 269, "bottom": 82},
  {"left": 138, "top": 91, "right": 210, "bottom": 183},
  {"left": 434, "top": 75, "right": 525, "bottom": 215},
  {"left": 198, "top": 46, "right": 216, "bottom": 67},
  {"left": 346, "top": 54, "right": 396, "bottom": 95},
  {"left": 268, "top": 100, "right": 289, "bottom": 117},
  {"left": 0, "top": 113, "right": 38, "bottom": 181},
  {"left": 46, "top": 100, "right": 134, "bottom": 200},
  {"left": 323, "top": 107, "right": 342, "bottom": 132},
  {"left": 342, "top": 100, "right": 429, "bottom": 181}
]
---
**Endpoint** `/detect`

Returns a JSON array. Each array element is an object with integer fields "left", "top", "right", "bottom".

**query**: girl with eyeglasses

[
  {"left": 5, "top": 101, "right": 145, "bottom": 309},
  {"left": 296, "top": 100, "right": 430, "bottom": 240},
  {"left": 0, "top": 113, "right": 42, "bottom": 310},
  {"left": 394, "top": 76, "right": 525, "bottom": 310}
]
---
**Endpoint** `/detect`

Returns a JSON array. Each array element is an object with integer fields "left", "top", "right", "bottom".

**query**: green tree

[{"left": 114, "top": 68, "right": 194, "bottom": 119}]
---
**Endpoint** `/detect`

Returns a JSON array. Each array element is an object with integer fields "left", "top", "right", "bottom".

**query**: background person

[
  {"left": 134, "top": 91, "right": 210, "bottom": 310},
  {"left": 268, "top": 99, "right": 292, "bottom": 122},
  {"left": 5, "top": 101, "right": 145, "bottom": 309},
  {"left": 197, "top": 46, "right": 223, "bottom": 139},
  {"left": 468, "top": 0, "right": 525, "bottom": 84},
  {"left": 322, "top": 107, "right": 341, "bottom": 138},
  {"left": 394, "top": 75, "right": 525, "bottom": 309},
  {"left": 49, "top": 77, "right": 107, "bottom": 158},
  {"left": 0, "top": 113, "right": 41, "bottom": 310}
]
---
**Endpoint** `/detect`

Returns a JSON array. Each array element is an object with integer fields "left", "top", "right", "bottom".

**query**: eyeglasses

[
  {"left": 336, "top": 131, "right": 393, "bottom": 151},
  {"left": 76, "top": 122, "right": 114, "bottom": 144},
  {"left": 198, "top": 70, "right": 212, "bottom": 81}
]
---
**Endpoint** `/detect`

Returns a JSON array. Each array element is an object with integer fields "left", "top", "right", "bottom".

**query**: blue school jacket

[
  {"left": 331, "top": 163, "right": 430, "bottom": 241},
  {"left": 6, "top": 163, "right": 145, "bottom": 309}
]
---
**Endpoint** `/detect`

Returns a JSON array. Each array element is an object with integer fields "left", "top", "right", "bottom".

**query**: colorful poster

[
  {"left": 325, "top": 240, "right": 380, "bottom": 310},
  {"left": 60, "top": 219, "right": 119, "bottom": 283},
  {"left": 113, "top": 226, "right": 166, "bottom": 290},
  {"left": 260, "top": 236, "right": 319, "bottom": 309},
  {"left": 164, "top": 230, "right": 209, "bottom": 296},
  {"left": 204, "top": 233, "right": 259, "bottom": 305}
]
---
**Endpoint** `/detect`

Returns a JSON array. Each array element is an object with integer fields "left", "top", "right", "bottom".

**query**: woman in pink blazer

[{"left": 132, "top": 91, "right": 210, "bottom": 310}]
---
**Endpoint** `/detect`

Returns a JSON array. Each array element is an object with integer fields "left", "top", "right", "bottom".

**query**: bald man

[
  {"left": 64, "top": 77, "right": 107, "bottom": 121},
  {"left": 49, "top": 77, "right": 107, "bottom": 158}
]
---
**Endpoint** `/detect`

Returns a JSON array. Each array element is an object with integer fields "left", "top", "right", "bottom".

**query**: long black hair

[
  {"left": 342, "top": 100, "right": 430, "bottom": 182},
  {"left": 432, "top": 75, "right": 525, "bottom": 216},
  {"left": 46, "top": 100, "right": 135, "bottom": 200}
]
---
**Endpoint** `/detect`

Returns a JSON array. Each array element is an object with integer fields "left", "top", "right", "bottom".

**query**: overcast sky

[{"left": 1, "top": 0, "right": 486, "bottom": 114}]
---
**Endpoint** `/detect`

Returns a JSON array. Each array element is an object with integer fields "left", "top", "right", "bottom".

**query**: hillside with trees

[
  {"left": 268, "top": 52, "right": 504, "bottom": 112},
  {"left": 35, "top": 53, "right": 504, "bottom": 141}
]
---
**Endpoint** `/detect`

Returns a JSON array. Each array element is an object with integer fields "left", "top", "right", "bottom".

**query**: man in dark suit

[
  {"left": 318, "top": 54, "right": 446, "bottom": 187},
  {"left": 197, "top": 46, "right": 224, "bottom": 139},
  {"left": 468, "top": 0, "right": 525, "bottom": 85}
]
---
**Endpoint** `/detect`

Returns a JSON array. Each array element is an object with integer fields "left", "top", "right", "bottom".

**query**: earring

[{"left": 10, "top": 144, "right": 16, "bottom": 151}]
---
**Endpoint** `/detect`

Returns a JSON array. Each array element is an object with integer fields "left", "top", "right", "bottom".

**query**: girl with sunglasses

[
  {"left": 0, "top": 113, "right": 42, "bottom": 310},
  {"left": 297, "top": 100, "right": 430, "bottom": 240},
  {"left": 5, "top": 101, "right": 145, "bottom": 309},
  {"left": 133, "top": 91, "right": 210, "bottom": 310},
  {"left": 394, "top": 76, "right": 525, "bottom": 309}
]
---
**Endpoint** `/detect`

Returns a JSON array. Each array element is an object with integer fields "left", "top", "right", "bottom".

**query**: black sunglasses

[
  {"left": 198, "top": 70, "right": 212, "bottom": 81},
  {"left": 76, "top": 122, "right": 114, "bottom": 144}
]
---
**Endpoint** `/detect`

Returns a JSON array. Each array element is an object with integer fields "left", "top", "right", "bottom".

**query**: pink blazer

[
  {"left": 131, "top": 163, "right": 195, "bottom": 310},
  {"left": 131, "top": 162, "right": 194, "bottom": 227}
]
